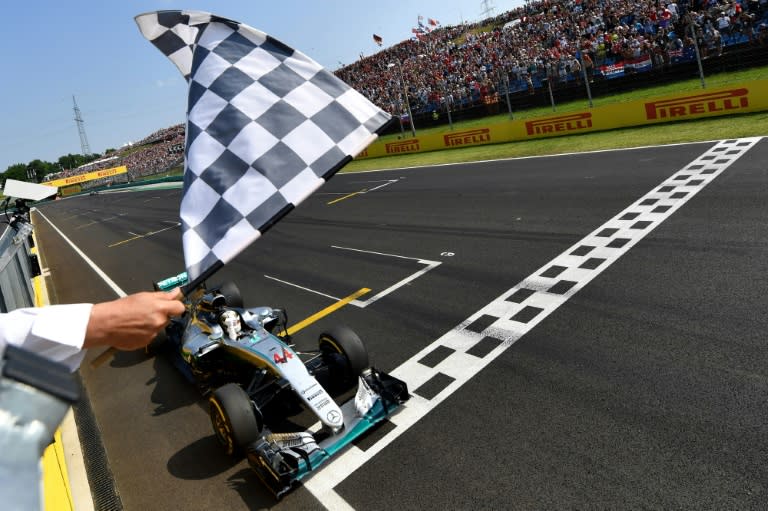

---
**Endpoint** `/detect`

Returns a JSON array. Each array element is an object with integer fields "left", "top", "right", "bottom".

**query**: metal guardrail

[
  {"left": 0, "top": 219, "right": 37, "bottom": 312},
  {"left": 0, "top": 210, "right": 79, "bottom": 511}
]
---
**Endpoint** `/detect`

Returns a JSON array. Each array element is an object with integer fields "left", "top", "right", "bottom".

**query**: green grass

[
  {"left": 343, "top": 66, "right": 768, "bottom": 172},
  {"left": 134, "top": 165, "right": 183, "bottom": 181}
]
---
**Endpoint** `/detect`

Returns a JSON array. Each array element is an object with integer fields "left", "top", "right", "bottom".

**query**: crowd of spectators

[
  {"left": 41, "top": 0, "right": 768, "bottom": 187},
  {"left": 45, "top": 124, "right": 184, "bottom": 188},
  {"left": 335, "top": 0, "right": 768, "bottom": 116}
]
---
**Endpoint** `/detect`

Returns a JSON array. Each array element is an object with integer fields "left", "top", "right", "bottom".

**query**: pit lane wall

[{"left": 356, "top": 79, "right": 768, "bottom": 159}]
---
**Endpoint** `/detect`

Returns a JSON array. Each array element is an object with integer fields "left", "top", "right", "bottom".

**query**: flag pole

[
  {"left": 178, "top": 116, "right": 395, "bottom": 297},
  {"left": 180, "top": 260, "right": 224, "bottom": 296}
]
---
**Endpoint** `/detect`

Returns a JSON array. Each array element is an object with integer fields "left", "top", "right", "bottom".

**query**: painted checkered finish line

[
  {"left": 303, "top": 137, "right": 763, "bottom": 509},
  {"left": 135, "top": 11, "right": 390, "bottom": 281}
]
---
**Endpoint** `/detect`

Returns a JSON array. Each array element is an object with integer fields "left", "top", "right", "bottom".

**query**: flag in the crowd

[
  {"left": 669, "top": 47, "right": 696, "bottom": 64},
  {"left": 373, "top": 33, "right": 383, "bottom": 46},
  {"left": 428, "top": 18, "right": 439, "bottom": 26},
  {"left": 135, "top": 10, "right": 391, "bottom": 282},
  {"left": 625, "top": 55, "right": 652, "bottom": 72},
  {"left": 599, "top": 62, "right": 625, "bottom": 79}
]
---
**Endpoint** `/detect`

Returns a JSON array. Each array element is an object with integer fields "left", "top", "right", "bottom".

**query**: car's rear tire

[
  {"left": 319, "top": 326, "right": 369, "bottom": 384},
  {"left": 218, "top": 281, "right": 244, "bottom": 309},
  {"left": 144, "top": 331, "right": 166, "bottom": 356},
  {"left": 209, "top": 383, "right": 262, "bottom": 456}
]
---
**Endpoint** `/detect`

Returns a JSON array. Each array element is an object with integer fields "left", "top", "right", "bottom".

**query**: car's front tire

[
  {"left": 319, "top": 326, "right": 369, "bottom": 387},
  {"left": 209, "top": 383, "right": 262, "bottom": 456}
]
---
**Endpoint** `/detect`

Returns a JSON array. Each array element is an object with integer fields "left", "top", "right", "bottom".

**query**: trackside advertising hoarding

[
  {"left": 356, "top": 79, "right": 768, "bottom": 159},
  {"left": 42, "top": 165, "right": 128, "bottom": 188}
]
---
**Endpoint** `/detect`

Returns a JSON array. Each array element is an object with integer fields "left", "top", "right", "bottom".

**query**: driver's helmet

[{"left": 219, "top": 309, "right": 242, "bottom": 340}]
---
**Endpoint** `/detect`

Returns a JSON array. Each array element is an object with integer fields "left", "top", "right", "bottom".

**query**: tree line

[{"left": 1, "top": 150, "right": 115, "bottom": 186}]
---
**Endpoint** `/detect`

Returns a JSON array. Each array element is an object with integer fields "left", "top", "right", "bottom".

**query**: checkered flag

[{"left": 135, "top": 10, "right": 391, "bottom": 283}]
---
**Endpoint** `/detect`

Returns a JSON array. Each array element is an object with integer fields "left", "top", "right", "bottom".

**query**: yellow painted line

[
  {"left": 109, "top": 223, "right": 179, "bottom": 247},
  {"left": 327, "top": 188, "right": 367, "bottom": 205},
  {"left": 108, "top": 234, "right": 143, "bottom": 247},
  {"left": 43, "top": 429, "right": 74, "bottom": 511},
  {"left": 31, "top": 219, "right": 76, "bottom": 511},
  {"left": 282, "top": 287, "right": 370, "bottom": 336},
  {"left": 33, "top": 276, "right": 44, "bottom": 307}
]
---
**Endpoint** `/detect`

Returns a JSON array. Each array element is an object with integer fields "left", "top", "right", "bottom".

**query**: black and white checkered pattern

[{"left": 135, "top": 10, "right": 391, "bottom": 280}]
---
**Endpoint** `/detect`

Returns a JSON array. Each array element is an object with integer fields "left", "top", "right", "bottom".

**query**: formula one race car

[{"left": 152, "top": 272, "right": 409, "bottom": 498}]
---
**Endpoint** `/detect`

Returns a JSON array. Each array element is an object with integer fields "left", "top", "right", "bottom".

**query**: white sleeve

[{"left": 0, "top": 304, "right": 93, "bottom": 372}]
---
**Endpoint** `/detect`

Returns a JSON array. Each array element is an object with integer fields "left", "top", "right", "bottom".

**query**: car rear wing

[{"left": 153, "top": 272, "right": 189, "bottom": 292}]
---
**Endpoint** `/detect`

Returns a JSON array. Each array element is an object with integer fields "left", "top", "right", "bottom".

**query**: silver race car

[{"left": 153, "top": 272, "right": 409, "bottom": 498}]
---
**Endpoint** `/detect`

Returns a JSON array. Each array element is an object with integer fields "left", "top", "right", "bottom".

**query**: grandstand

[
  {"left": 336, "top": 0, "right": 768, "bottom": 126},
  {"left": 44, "top": 0, "right": 768, "bottom": 185},
  {"left": 44, "top": 124, "right": 185, "bottom": 190}
]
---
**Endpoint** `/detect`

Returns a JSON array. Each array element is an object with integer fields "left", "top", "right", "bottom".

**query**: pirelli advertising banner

[
  {"left": 357, "top": 79, "right": 768, "bottom": 159},
  {"left": 42, "top": 165, "right": 127, "bottom": 188}
]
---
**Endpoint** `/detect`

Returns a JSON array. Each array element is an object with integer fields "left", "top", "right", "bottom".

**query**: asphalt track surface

[{"left": 31, "top": 138, "right": 768, "bottom": 510}]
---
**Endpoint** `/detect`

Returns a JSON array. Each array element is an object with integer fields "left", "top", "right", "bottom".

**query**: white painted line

[
  {"left": 330, "top": 245, "right": 441, "bottom": 307},
  {"left": 35, "top": 209, "right": 128, "bottom": 298},
  {"left": 263, "top": 274, "right": 341, "bottom": 301},
  {"left": 60, "top": 409, "right": 96, "bottom": 511},
  {"left": 362, "top": 179, "right": 399, "bottom": 193},
  {"left": 316, "top": 179, "right": 399, "bottom": 196},
  {"left": 331, "top": 244, "right": 426, "bottom": 261},
  {"left": 304, "top": 137, "right": 763, "bottom": 508},
  {"left": 343, "top": 140, "right": 716, "bottom": 175},
  {"left": 145, "top": 222, "right": 181, "bottom": 236},
  {"left": 75, "top": 213, "right": 127, "bottom": 230},
  {"left": 76, "top": 220, "right": 98, "bottom": 229},
  {"left": 352, "top": 260, "right": 440, "bottom": 308},
  {"left": 265, "top": 246, "right": 442, "bottom": 308}
]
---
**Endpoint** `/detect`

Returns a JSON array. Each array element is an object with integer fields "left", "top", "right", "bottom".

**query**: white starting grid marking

[
  {"left": 331, "top": 245, "right": 441, "bottom": 308},
  {"left": 265, "top": 245, "right": 441, "bottom": 308},
  {"left": 304, "top": 137, "right": 763, "bottom": 509},
  {"left": 75, "top": 213, "right": 127, "bottom": 229},
  {"left": 320, "top": 178, "right": 402, "bottom": 196}
]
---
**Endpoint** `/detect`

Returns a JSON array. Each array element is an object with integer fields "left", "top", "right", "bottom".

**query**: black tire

[
  {"left": 209, "top": 383, "right": 262, "bottom": 456},
  {"left": 217, "top": 281, "right": 244, "bottom": 309},
  {"left": 145, "top": 318, "right": 183, "bottom": 356},
  {"left": 319, "top": 325, "right": 369, "bottom": 380}
]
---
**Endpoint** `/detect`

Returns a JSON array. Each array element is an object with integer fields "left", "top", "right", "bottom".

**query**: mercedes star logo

[{"left": 326, "top": 410, "right": 341, "bottom": 424}]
